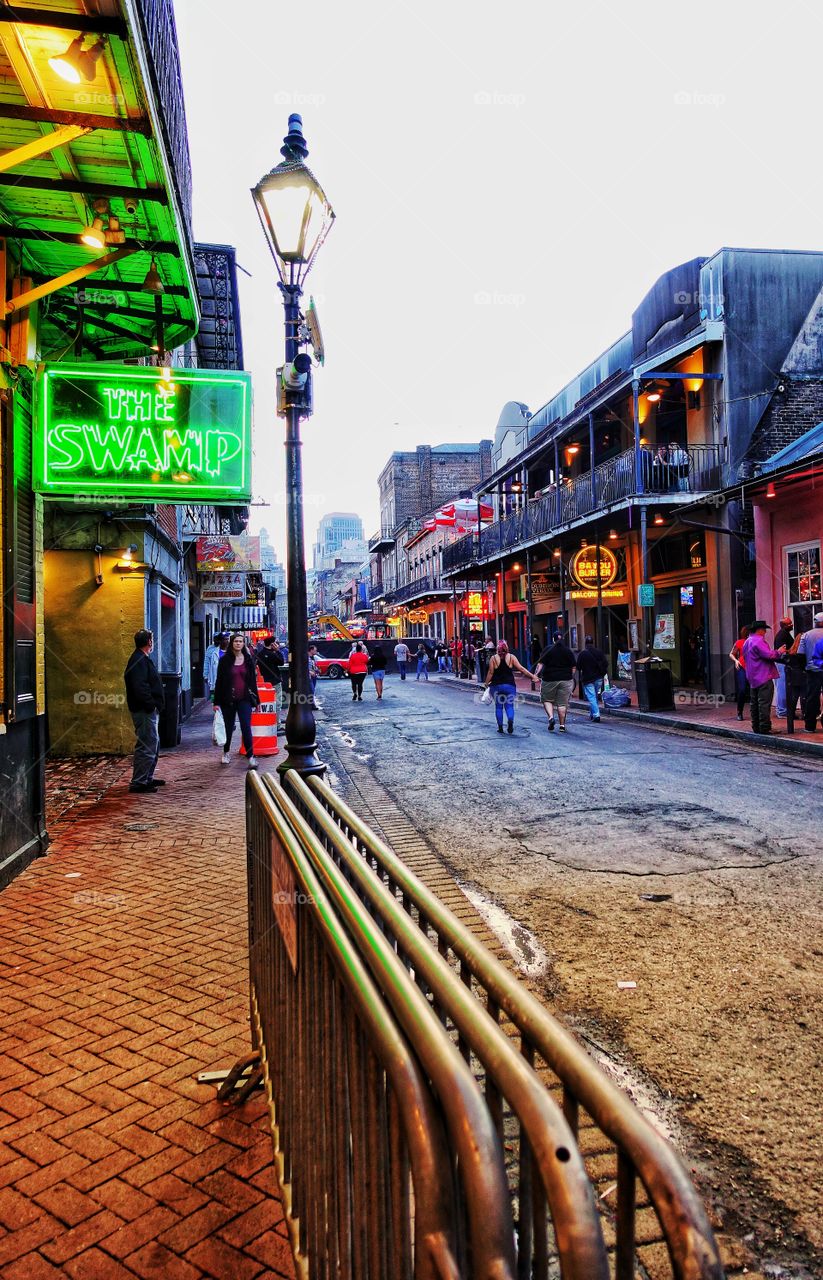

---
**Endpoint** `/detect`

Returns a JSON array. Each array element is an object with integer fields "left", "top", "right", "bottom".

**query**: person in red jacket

[{"left": 348, "top": 642, "right": 369, "bottom": 701}]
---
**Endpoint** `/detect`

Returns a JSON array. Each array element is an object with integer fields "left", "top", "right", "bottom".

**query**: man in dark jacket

[
  {"left": 256, "top": 635, "right": 284, "bottom": 686},
  {"left": 533, "top": 633, "right": 577, "bottom": 732},
  {"left": 124, "top": 629, "right": 165, "bottom": 793},
  {"left": 577, "top": 636, "right": 608, "bottom": 722}
]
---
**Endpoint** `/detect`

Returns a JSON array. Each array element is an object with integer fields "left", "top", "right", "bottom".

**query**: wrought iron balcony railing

[
  {"left": 132, "top": 0, "right": 193, "bottom": 231},
  {"left": 443, "top": 442, "right": 725, "bottom": 574}
]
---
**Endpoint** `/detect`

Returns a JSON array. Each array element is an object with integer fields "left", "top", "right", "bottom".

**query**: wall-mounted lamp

[
  {"left": 512, "top": 563, "right": 522, "bottom": 572},
  {"left": 552, "top": 548, "right": 561, "bottom": 559},
  {"left": 49, "top": 35, "right": 104, "bottom": 84},
  {"left": 118, "top": 543, "right": 139, "bottom": 567},
  {"left": 566, "top": 443, "right": 580, "bottom": 456}
]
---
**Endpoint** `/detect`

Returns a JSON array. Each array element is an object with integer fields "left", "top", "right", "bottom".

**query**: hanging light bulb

[
  {"left": 609, "top": 528, "right": 618, "bottom": 540},
  {"left": 646, "top": 391, "right": 661, "bottom": 403},
  {"left": 765, "top": 482, "right": 776, "bottom": 499},
  {"left": 654, "top": 512, "right": 665, "bottom": 525},
  {"left": 141, "top": 258, "right": 164, "bottom": 295}
]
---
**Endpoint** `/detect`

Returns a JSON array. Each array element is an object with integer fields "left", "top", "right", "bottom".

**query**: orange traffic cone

[{"left": 240, "top": 681, "right": 279, "bottom": 757}]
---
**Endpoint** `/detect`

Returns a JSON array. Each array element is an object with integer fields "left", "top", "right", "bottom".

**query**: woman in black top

[
  {"left": 368, "top": 644, "right": 387, "bottom": 700},
  {"left": 213, "top": 633, "right": 260, "bottom": 767},
  {"left": 483, "top": 641, "right": 531, "bottom": 734}
]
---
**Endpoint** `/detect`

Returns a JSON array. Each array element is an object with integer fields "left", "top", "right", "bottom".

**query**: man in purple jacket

[{"left": 742, "top": 621, "right": 786, "bottom": 735}]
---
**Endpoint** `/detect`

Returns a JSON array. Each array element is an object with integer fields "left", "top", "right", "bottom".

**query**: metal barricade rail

[
  {"left": 245, "top": 772, "right": 517, "bottom": 1280},
  {"left": 266, "top": 776, "right": 611, "bottom": 1280},
  {"left": 290, "top": 772, "right": 725, "bottom": 1280}
]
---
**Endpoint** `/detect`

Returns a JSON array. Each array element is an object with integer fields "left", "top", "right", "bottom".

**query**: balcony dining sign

[{"left": 34, "top": 363, "right": 252, "bottom": 503}]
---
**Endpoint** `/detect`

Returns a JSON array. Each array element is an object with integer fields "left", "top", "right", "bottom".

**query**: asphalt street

[{"left": 315, "top": 670, "right": 823, "bottom": 1276}]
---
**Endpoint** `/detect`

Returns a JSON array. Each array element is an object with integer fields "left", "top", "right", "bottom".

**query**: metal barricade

[
  {"left": 266, "top": 776, "right": 611, "bottom": 1280},
  {"left": 245, "top": 773, "right": 517, "bottom": 1280},
  {"left": 289, "top": 773, "right": 725, "bottom": 1280}
]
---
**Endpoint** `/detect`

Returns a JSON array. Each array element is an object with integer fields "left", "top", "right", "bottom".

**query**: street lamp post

[{"left": 252, "top": 115, "right": 335, "bottom": 779}]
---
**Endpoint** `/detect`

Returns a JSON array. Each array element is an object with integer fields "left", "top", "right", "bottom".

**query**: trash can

[
  {"left": 634, "top": 659, "right": 675, "bottom": 712},
  {"left": 159, "top": 673, "right": 182, "bottom": 747}
]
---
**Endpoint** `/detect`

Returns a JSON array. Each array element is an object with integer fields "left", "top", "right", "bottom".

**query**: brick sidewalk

[{"left": 0, "top": 708, "right": 295, "bottom": 1279}]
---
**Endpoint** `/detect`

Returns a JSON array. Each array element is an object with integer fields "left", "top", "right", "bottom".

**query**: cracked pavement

[{"left": 316, "top": 672, "right": 823, "bottom": 1276}]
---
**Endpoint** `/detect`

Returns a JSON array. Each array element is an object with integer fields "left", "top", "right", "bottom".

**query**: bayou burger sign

[{"left": 34, "top": 363, "right": 252, "bottom": 503}]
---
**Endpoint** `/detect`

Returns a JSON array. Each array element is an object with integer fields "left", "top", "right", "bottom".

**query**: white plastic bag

[
  {"left": 212, "top": 706, "right": 227, "bottom": 746},
  {"left": 480, "top": 686, "right": 492, "bottom": 705}
]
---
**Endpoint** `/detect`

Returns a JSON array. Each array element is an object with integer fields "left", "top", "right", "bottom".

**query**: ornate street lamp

[{"left": 252, "top": 115, "right": 335, "bottom": 778}]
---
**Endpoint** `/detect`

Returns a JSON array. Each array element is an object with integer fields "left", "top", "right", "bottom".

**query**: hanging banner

[
  {"left": 34, "top": 363, "right": 252, "bottom": 502},
  {"left": 196, "top": 535, "right": 260, "bottom": 571},
  {"left": 199, "top": 573, "right": 248, "bottom": 602}
]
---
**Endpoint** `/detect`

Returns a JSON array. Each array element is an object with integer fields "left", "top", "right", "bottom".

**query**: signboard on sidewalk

[{"left": 35, "top": 363, "right": 252, "bottom": 502}]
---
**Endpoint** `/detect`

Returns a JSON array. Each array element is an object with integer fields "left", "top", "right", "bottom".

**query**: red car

[{"left": 314, "top": 654, "right": 352, "bottom": 679}]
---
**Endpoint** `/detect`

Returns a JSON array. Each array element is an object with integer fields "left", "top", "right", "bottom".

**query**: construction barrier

[{"left": 240, "top": 681, "right": 278, "bottom": 756}]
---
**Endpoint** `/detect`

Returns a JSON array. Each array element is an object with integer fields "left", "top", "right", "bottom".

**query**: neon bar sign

[{"left": 35, "top": 363, "right": 252, "bottom": 502}]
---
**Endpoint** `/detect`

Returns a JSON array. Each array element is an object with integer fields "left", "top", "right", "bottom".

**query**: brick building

[{"left": 367, "top": 442, "right": 493, "bottom": 637}]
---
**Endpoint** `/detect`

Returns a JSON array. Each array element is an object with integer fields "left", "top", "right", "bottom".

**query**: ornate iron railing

[
  {"left": 131, "top": 0, "right": 193, "bottom": 231},
  {"left": 443, "top": 443, "right": 725, "bottom": 573}
]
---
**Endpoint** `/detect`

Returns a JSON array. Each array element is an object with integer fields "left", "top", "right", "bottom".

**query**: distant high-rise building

[{"left": 313, "top": 512, "right": 365, "bottom": 569}]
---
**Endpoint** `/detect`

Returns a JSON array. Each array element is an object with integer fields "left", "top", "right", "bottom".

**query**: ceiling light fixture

[
  {"left": 609, "top": 528, "right": 618, "bottom": 540},
  {"left": 49, "top": 36, "right": 105, "bottom": 85},
  {"left": 654, "top": 512, "right": 665, "bottom": 525},
  {"left": 566, "top": 443, "right": 580, "bottom": 455},
  {"left": 80, "top": 197, "right": 110, "bottom": 249},
  {"left": 765, "top": 482, "right": 776, "bottom": 499},
  {"left": 646, "top": 391, "right": 661, "bottom": 403}
]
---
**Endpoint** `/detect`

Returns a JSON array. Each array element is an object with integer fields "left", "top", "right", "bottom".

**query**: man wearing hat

[
  {"left": 774, "top": 614, "right": 794, "bottom": 718},
  {"left": 742, "top": 621, "right": 786, "bottom": 735},
  {"left": 797, "top": 610, "right": 823, "bottom": 733}
]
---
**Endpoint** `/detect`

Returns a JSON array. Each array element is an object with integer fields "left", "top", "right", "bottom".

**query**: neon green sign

[{"left": 34, "top": 363, "right": 252, "bottom": 502}]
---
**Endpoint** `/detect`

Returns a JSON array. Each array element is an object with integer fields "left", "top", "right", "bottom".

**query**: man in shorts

[{"left": 533, "top": 632, "right": 577, "bottom": 733}]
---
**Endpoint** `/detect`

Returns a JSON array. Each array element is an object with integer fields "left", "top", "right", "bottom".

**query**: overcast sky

[{"left": 174, "top": 0, "right": 823, "bottom": 558}]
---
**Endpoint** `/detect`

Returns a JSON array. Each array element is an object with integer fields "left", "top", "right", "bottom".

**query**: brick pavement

[{"left": 0, "top": 708, "right": 295, "bottom": 1279}]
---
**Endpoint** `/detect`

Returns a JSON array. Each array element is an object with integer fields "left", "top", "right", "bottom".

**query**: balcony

[
  {"left": 389, "top": 575, "right": 453, "bottom": 606},
  {"left": 443, "top": 443, "right": 725, "bottom": 574},
  {"left": 369, "top": 527, "right": 396, "bottom": 553}
]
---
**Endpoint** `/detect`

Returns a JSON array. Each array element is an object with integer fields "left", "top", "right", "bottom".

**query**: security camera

[{"left": 123, "top": 196, "right": 139, "bottom": 216}]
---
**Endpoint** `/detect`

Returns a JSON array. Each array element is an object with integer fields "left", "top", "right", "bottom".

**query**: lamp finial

[{"left": 281, "top": 114, "right": 308, "bottom": 161}]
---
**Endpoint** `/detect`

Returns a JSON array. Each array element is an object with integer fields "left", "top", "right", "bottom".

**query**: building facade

[
  {"left": 313, "top": 512, "right": 364, "bottom": 569},
  {"left": 368, "top": 442, "right": 493, "bottom": 637},
  {"left": 0, "top": 3, "right": 247, "bottom": 887},
  {"left": 441, "top": 249, "right": 823, "bottom": 687}
]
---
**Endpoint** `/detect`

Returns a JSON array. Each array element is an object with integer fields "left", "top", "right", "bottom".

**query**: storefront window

[{"left": 786, "top": 543, "right": 822, "bottom": 632}]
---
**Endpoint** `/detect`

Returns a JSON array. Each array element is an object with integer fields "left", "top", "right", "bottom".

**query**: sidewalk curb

[{"left": 436, "top": 675, "right": 823, "bottom": 761}]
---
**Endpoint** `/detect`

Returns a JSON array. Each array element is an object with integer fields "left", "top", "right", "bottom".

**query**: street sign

[
  {"left": 638, "top": 583, "right": 655, "bottom": 607},
  {"left": 35, "top": 363, "right": 252, "bottom": 503}
]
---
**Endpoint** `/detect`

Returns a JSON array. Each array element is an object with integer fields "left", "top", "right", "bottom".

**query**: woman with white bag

[{"left": 482, "top": 640, "right": 530, "bottom": 734}]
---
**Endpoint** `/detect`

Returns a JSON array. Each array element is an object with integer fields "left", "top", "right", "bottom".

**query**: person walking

[
  {"left": 307, "top": 644, "right": 320, "bottom": 708},
  {"left": 348, "top": 641, "right": 369, "bottom": 700},
  {"left": 124, "top": 629, "right": 165, "bottom": 794},
  {"left": 214, "top": 633, "right": 260, "bottom": 767},
  {"left": 797, "top": 610, "right": 823, "bottom": 732},
  {"left": 534, "top": 632, "right": 577, "bottom": 733},
  {"left": 369, "top": 643, "right": 387, "bottom": 700},
  {"left": 415, "top": 643, "right": 429, "bottom": 681},
  {"left": 729, "top": 625, "right": 750, "bottom": 721},
  {"left": 203, "top": 631, "right": 227, "bottom": 702},
  {"left": 577, "top": 636, "right": 608, "bottom": 722},
  {"left": 394, "top": 638, "right": 410, "bottom": 681},
  {"left": 774, "top": 614, "right": 794, "bottom": 718},
  {"left": 742, "top": 621, "right": 786, "bottom": 736},
  {"left": 484, "top": 640, "right": 531, "bottom": 734}
]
